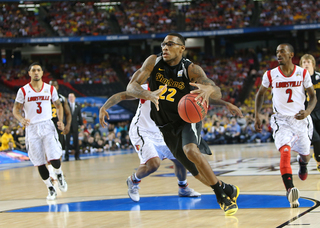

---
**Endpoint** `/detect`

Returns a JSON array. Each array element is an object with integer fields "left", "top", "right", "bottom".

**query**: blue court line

[{"left": 6, "top": 194, "right": 315, "bottom": 213}]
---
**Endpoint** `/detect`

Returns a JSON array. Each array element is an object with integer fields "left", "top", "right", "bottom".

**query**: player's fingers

[{"left": 189, "top": 82, "right": 199, "bottom": 88}]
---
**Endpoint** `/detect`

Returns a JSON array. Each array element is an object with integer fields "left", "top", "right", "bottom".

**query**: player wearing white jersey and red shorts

[
  {"left": 255, "top": 44, "right": 317, "bottom": 208},
  {"left": 99, "top": 84, "right": 201, "bottom": 202},
  {"left": 13, "top": 63, "right": 68, "bottom": 200}
]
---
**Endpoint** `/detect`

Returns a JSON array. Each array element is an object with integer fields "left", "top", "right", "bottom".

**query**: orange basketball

[{"left": 178, "top": 93, "right": 208, "bottom": 123}]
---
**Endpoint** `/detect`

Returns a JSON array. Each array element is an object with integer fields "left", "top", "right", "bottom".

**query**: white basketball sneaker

[
  {"left": 57, "top": 173, "right": 68, "bottom": 192},
  {"left": 178, "top": 186, "right": 201, "bottom": 197},
  {"left": 287, "top": 187, "right": 300, "bottom": 208},
  {"left": 47, "top": 186, "right": 57, "bottom": 200},
  {"left": 126, "top": 176, "right": 140, "bottom": 202}
]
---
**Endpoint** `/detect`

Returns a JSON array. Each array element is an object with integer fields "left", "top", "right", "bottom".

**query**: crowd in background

[{"left": 2, "top": 0, "right": 320, "bottom": 38}]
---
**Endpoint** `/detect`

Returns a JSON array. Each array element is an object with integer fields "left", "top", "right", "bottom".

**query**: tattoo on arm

[
  {"left": 54, "top": 100, "right": 61, "bottom": 108},
  {"left": 190, "top": 64, "right": 216, "bottom": 86}
]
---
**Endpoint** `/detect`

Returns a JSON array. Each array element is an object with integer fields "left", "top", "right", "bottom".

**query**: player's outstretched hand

[
  {"left": 294, "top": 110, "right": 308, "bottom": 120},
  {"left": 226, "top": 103, "right": 243, "bottom": 117},
  {"left": 190, "top": 82, "right": 219, "bottom": 108},
  {"left": 99, "top": 108, "right": 109, "bottom": 128},
  {"left": 151, "top": 84, "right": 167, "bottom": 111}
]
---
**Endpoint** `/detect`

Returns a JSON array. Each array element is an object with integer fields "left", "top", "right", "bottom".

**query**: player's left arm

[
  {"left": 53, "top": 99, "right": 65, "bottom": 131},
  {"left": 99, "top": 91, "right": 136, "bottom": 128},
  {"left": 188, "top": 63, "right": 222, "bottom": 107},
  {"left": 295, "top": 86, "right": 317, "bottom": 120}
]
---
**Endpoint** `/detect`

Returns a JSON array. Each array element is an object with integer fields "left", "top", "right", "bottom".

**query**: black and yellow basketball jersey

[
  {"left": 149, "top": 54, "right": 193, "bottom": 126},
  {"left": 51, "top": 93, "right": 66, "bottom": 125}
]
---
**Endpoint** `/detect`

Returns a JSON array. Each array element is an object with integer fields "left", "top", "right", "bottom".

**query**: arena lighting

[
  {"left": 18, "top": 4, "right": 39, "bottom": 8},
  {"left": 174, "top": 2, "right": 191, "bottom": 5},
  {"left": 170, "top": 0, "right": 192, "bottom": 2},
  {"left": 94, "top": 2, "right": 121, "bottom": 6}
]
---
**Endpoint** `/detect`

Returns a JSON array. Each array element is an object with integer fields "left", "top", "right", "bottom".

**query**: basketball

[{"left": 178, "top": 93, "right": 208, "bottom": 123}]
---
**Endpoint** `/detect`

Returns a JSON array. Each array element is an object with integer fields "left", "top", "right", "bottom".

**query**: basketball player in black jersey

[
  {"left": 126, "top": 33, "right": 242, "bottom": 216},
  {"left": 50, "top": 80, "right": 72, "bottom": 143},
  {"left": 49, "top": 80, "right": 72, "bottom": 174},
  {"left": 300, "top": 54, "right": 320, "bottom": 172}
]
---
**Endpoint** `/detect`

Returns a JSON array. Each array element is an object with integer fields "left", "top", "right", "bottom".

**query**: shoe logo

[{"left": 159, "top": 68, "right": 165, "bottom": 71}]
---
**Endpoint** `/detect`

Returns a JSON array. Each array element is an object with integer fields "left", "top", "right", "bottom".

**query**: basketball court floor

[{"left": 1, "top": 142, "right": 320, "bottom": 228}]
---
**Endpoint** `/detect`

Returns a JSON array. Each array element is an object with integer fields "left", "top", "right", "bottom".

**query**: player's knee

[
  {"left": 146, "top": 157, "right": 161, "bottom": 173},
  {"left": 50, "top": 159, "right": 61, "bottom": 169},
  {"left": 183, "top": 144, "right": 201, "bottom": 163}
]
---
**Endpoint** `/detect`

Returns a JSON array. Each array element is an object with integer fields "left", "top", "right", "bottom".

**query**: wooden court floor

[{"left": 1, "top": 142, "right": 320, "bottom": 228}]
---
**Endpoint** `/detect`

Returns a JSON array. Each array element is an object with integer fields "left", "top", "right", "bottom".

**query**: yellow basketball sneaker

[
  {"left": 229, "top": 185, "right": 240, "bottom": 204},
  {"left": 312, "top": 154, "right": 320, "bottom": 172},
  {"left": 218, "top": 195, "right": 238, "bottom": 216}
]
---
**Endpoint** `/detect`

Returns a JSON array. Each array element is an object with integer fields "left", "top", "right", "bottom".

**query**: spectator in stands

[
  {"left": 248, "top": 119, "right": 272, "bottom": 143},
  {"left": 0, "top": 127, "right": 16, "bottom": 151},
  {"left": 106, "top": 132, "right": 120, "bottom": 151},
  {"left": 225, "top": 118, "right": 241, "bottom": 144},
  {"left": 212, "top": 121, "right": 226, "bottom": 145},
  {"left": 91, "top": 123, "right": 102, "bottom": 137},
  {"left": 14, "top": 127, "right": 26, "bottom": 151}
]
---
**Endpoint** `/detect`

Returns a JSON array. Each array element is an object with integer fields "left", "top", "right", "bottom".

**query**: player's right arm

[
  {"left": 254, "top": 85, "right": 268, "bottom": 132},
  {"left": 126, "top": 55, "right": 167, "bottom": 111},
  {"left": 63, "top": 97, "right": 72, "bottom": 135},
  {"left": 99, "top": 91, "right": 135, "bottom": 128},
  {"left": 13, "top": 102, "right": 30, "bottom": 127}
]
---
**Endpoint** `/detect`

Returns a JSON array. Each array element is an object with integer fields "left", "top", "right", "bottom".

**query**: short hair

[
  {"left": 49, "top": 79, "right": 58, "bottom": 85},
  {"left": 299, "top": 54, "right": 316, "bottom": 68},
  {"left": 167, "top": 33, "right": 185, "bottom": 45},
  {"left": 28, "top": 62, "right": 42, "bottom": 71},
  {"left": 282, "top": 43, "right": 294, "bottom": 53}
]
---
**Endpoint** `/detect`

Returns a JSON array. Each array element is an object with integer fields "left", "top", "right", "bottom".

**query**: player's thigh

[
  {"left": 161, "top": 128, "right": 199, "bottom": 176},
  {"left": 130, "top": 130, "right": 159, "bottom": 164},
  {"left": 181, "top": 122, "right": 201, "bottom": 147},
  {"left": 292, "top": 133, "right": 311, "bottom": 155},
  {"left": 27, "top": 138, "right": 47, "bottom": 166},
  {"left": 43, "top": 123, "right": 62, "bottom": 161}
]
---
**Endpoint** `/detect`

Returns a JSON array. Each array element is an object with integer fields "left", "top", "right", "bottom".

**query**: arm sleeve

[
  {"left": 51, "top": 87, "right": 59, "bottom": 102},
  {"left": 261, "top": 71, "right": 270, "bottom": 88},
  {"left": 15, "top": 89, "right": 25, "bottom": 104}
]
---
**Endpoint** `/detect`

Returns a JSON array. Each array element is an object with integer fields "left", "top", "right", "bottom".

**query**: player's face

[
  {"left": 161, "top": 35, "right": 185, "bottom": 65},
  {"left": 300, "top": 58, "right": 314, "bottom": 73},
  {"left": 52, "top": 81, "right": 59, "bottom": 91},
  {"left": 28, "top": 65, "right": 43, "bottom": 81},
  {"left": 276, "top": 45, "right": 293, "bottom": 66}
]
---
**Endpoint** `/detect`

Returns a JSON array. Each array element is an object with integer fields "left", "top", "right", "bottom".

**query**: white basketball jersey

[
  {"left": 130, "top": 84, "right": 160, "bottom": 133},
  {"left": 15, "top": 82, "right": 59, "bottom": 124},
  {"left": 261, "top": 65, "right": 313, "bottom": 116}
]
